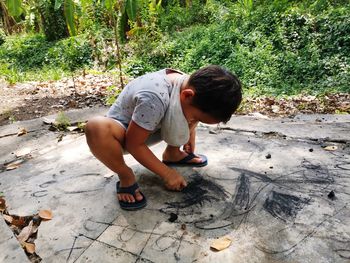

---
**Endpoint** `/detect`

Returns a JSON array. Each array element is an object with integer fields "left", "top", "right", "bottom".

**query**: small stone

[
  {"left": 181, "top": 224, "right": 186, "bottom": 230},
  {"left": 309, "top": 148, "right": 314, "bottom": 152},
  {"left": 168, "top": 213, "right": 178, "bottom": 223},
  {"left": 265, "top": 154, "right": 271, "bottom": 159},
  {"left": 327, "top": 190, "right": 335, "bottom": 200},
  {"left": 269, "top": 166, "right": 273, "bottom": 169}
]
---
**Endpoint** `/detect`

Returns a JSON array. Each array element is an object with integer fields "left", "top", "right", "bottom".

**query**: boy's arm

[{"left": 125, "top": 120, "right": 187, "bottom": 191}]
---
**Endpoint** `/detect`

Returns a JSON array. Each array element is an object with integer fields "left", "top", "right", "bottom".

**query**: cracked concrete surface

[{"left": 0, "top": 107, "right": 349, "bottom": 262}]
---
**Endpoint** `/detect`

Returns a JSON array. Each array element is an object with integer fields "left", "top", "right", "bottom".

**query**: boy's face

[
  {"left": 180, "top": 88, "right": 220, "bottom": 125},
  {"left": 184, "top": 105, "right": 219, "bottom": 125}
]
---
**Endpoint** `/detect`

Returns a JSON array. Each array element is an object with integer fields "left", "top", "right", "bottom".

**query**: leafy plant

[
  {"left": 54, "top": 111, "right": 71, "bottom": 131},
  {"left": 0, "top": 29, "right": 6, "bottom": 46}
]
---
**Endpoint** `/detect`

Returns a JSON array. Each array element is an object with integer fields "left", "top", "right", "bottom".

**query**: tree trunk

[{"left": 0, "top": 2, "right": 18, "bottom": 35}]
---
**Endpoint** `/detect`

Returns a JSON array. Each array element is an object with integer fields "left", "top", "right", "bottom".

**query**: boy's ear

[{"left": 180, "top": 88, "right": 195, "bottom": 101}]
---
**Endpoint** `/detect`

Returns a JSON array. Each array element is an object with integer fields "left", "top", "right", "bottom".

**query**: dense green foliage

[
  {"left": 126, "top": 0, "right": 350, "bottom": 95},
  {"left": 0, "top": 29, "right": 5, "bottom": 45},
  {"left": 0, "top": 34, "right": 92, "bottom": 83},
  {"left": 39, "top": 0, "right": 69, "bottom": 41},
  {"left": 0, "top": 0, "right": 349, "bottom": 96}
]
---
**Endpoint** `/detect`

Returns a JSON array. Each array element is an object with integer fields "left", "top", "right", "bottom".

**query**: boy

[{"left": 85, "top": 65, "right": 242, "bottom": 210}]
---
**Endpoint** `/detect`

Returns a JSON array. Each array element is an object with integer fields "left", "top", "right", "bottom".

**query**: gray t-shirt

[{"left": 107, "top": 69, "right": 182, "bottom": 131}]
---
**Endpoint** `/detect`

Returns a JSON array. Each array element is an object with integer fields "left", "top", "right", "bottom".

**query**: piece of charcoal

[
  {"left": 168, "top": 213, "right": 178, "bottom": 222},
  {"left": 309, "top": 148, "right": 314, "bottom": 152},
  {"left": 265, "top": 154, "right": 271, "bottom": 159},
  {"left": 327, "top": 190, "right": 335, "bottom": 200}
]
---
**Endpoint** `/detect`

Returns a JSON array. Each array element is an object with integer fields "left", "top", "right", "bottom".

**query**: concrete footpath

[{"left": 0, "top": 107, "right": 349, "bottom": 263}]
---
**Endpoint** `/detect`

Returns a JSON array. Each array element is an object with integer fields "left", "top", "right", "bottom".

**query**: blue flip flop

[
  {"left": 162, "top": 153, "right": 208, "bottom": 167},
  {"left": 116, "top": 181, "right": 147, "bottom": 210}
]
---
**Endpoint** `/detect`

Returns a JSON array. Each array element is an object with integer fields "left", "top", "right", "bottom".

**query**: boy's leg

[
  {"left": 162, "top": 145, "right": 203, "bottom": 163},
  {"left": 85, "top": 116, "right": 142, "bottom": 203},
  {"left": 162, "top": 122, "right": 203, "bottom": 163}
]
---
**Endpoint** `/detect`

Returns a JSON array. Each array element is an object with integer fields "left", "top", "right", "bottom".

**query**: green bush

[
  {"left": 0, "top": 29, "right": 6, "bottom": 46},
  {"left": 0, "top": 34, "right": 93, "bottom": 82},
  {"left": 125, "top": 0, "right": 350, "bottom": 95}
]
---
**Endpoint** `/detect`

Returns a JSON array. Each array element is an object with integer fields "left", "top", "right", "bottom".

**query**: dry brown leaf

[
  {"left": 271, "top": 105, "right": 280, "bottom": 113},
  {"left": 104, "top": 172, "right": 114, "bottom": 178},
  {"left": 324, "top": 145, "right": 338, "bottom": 151},
  {"left": 5, "top": 162, "right": 21, "bottom": 171},
  {"left": 38, "top": 209, "right": 53, "bottom": 220},
  {"left": 67, "top": 126, "right": 79, "bottom": 132},
  {"left": 17, "top": 221, "right": 34, "bottom": 243},
  {"left": 0, "top": 198, "right": 6, "bottom": 212},
  {"left": 42, "top": 118, "right": 55, "bottom": 125},
  {"left": 11, "top": 217, "right": 27, "bottom": 228},
  {"left": 210, "top": 236, "right": 232, "bottom": 251},
  {"left": 17, "top": 128, "right": 28, "bottom": 136},
  {"left": 24, "top": 242, "right": 35, "bottom": 254},
  {"left": 14, "top": 147, "right": 31, "bottom": 158},
  {"left": 3, "top": 214, "right": 13, "bottom": 223}
]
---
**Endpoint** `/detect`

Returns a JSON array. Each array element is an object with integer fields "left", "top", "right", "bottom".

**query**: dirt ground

[{"left": 0, "top": 75, "right": 349, "bottom": 126}]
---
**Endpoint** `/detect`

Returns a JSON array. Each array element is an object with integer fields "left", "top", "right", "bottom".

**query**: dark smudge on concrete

[
  {"left": 161, "top": 176, "right": 228, "bottom": 215},
  {"left": 234, "top": 173, "right": 250, "bottom": 210},
  {"left": 263, "top": 191, "right": 310, "bottom": 222}
]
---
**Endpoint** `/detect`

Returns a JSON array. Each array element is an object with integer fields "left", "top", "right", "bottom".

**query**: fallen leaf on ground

[
  {"left": 271, "top": 105, "right": 280, "bottom": 113},
  {"left": 5, "top": 162, "right": 21, "bottom": 171},
  {"left": 42, "top": 118, "right": 55, "bottom": 125},
  {"left": 17, "top": 128, "right": 28, "bottom": 136},
  {"left": 210, "top": 236, "right": 232, "bottom": 251},
  {"left": 23, "top": 242, "right": 35, "bottom": 254},
  {"left": 3, "top": 214, "right": 13, "bottom": 223},
  {"left": 14, "top": 148, "right": 31, "bottom": 158},
  {"left": 0, "top": 198, "right": 6, "bottom": 212},
  {"left": 67, "top": 126, "right": 79, "bottom": 132},
  {"left": 11, "top": 217, "right": 27, "bottom": 228},
  {"left": 104, "top": 172, "right": 114, "bottom": 178},
  {"left": 11, "top": 216, "right": 26, "bottom": 228},
  {"left": 38, "top": 210, "right": 53, "bottom": 220},
  {"left": 17, "top": 221, "right": 36, "bottom": 243},
  {"left": 323, "top": 145, "right": 338, "bottom": 151},
  {"left": 248, "top": 112, "right": 269, "bottom": 119}
]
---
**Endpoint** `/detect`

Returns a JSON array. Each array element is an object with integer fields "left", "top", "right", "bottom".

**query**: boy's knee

[{"left": 85, "top": 117, "right": 109, "bottom": 140}]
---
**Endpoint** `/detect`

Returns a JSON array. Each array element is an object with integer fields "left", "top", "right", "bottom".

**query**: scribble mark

[
  {"left": 301, "top": 160, "right": 334, "bottom": 184},
  {"left": 162, "top": 176, "right": 228, "bottom": 214},
  {"left": 234, "top": 173, "right": 250, "bottom": 210},
  {"left": 80, "top": 233, "right": 155, "bottom": 263},
  {"left": 31, "top": 190, "right": 48, "bottom": 197},
  {"left": 335, "top": 249, "right": 350, "bottom": 259},
  {"left": 66, "top": 236, "right": 78, "bottom": 262},
  {"left": 229, "top": 167, "right": 274, "bottom": 183},
  {"left": 263, "top": 191, "right": 310, "bottom": 222},
  {"left": 256, "top": 204, "right": 348, "bottom": 255},
  {"left": 39, "top": 180, "right": 57, "bottom": 188}
]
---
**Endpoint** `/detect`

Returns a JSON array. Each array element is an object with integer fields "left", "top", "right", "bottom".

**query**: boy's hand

[{"left": 164, "top": 169, "right": 187, "bottom": 191}]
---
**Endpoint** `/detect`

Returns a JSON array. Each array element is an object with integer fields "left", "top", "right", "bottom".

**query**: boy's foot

[
  {"left": 116, "top": 181, "right": 147, "bottom": 210},
  {"left": 162, "top": 152, "right": 208, "bottom": 167}
]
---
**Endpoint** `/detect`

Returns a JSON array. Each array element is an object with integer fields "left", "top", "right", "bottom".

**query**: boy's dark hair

[{"left": 188, "top": 65, "right": 242, "bottom": 123}]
